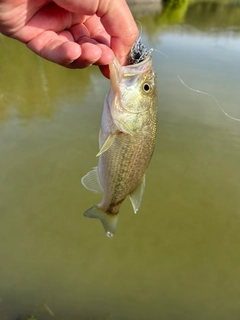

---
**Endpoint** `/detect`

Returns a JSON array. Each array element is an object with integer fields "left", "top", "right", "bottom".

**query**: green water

[{"left": 1, "top": 1, "right": 240, "bottom": 319}]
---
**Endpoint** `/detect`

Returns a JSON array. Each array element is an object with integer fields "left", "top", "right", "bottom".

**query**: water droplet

[{"left": 106, "top": 231, "right": 113, "bottom": 238}]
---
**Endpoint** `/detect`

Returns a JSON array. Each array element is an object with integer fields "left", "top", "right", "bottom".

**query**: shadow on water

[{"left": 1, "top": 1, "right": 240, "bottom": 319}]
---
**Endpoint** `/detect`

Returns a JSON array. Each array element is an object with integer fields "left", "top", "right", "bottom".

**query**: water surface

[{"left": 1, "top": 1, "right": 240, "bottom": 319}]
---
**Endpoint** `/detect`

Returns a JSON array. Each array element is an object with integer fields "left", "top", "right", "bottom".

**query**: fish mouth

[
  {"left": 128, "top": 37, "right": 153, "bottom": 65},
  {"left": 123, "top": 54, "right": 152, "bottom": 74},
  {"left": 109, "top": 54, "right": 153, "bottom": 94}
]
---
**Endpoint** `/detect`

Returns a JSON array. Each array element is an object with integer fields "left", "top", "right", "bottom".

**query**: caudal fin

[{"left": 83, "top": 205, "right": 119, "bottom": 237}]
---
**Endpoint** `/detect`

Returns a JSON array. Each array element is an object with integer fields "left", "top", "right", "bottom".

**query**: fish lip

[
  {"left": 122, "top": 54, "right": 152, "bottom": 75},
  {"left": 109, "top": 58, "right": 121, "bottom": 94},
  {"left": 125, "top": 53, "right": 152, "bottom": 68},
  {"left": 110, "top": 53, "right": 152, "bottom": 76}
]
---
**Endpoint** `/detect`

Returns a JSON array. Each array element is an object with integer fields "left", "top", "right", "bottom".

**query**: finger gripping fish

[{"left": 82, "top": 40, "right": 158, "bottom": 237}]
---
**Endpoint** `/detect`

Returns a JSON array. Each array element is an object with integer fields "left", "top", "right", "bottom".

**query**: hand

[{"left": 0, "top": 0, "right": 138, "bottom": 77}]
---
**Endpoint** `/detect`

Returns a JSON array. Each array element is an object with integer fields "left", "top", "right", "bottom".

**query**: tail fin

[{"left": 83, "top": 205, "right": 119, "bottom": 237}]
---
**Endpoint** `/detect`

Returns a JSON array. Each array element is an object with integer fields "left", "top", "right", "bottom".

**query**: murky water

[{"left": 1, "top": 1, "right": 240, "bottom": 319}]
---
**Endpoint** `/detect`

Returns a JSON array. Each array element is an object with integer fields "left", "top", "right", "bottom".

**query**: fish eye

[{"left": 142, "top": 82, "right": 152, "bottom": 93}]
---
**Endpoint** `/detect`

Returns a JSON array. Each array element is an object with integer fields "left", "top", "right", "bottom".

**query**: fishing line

[
  {"left": 152, "top": 48, "right": 240, "bottom": 122},
  {"left": 135, "top": 20, "right": 143, "bottom": 38}
]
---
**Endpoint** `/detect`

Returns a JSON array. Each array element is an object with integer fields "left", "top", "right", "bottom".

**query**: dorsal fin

[{"left": 81, "top": 167, "right": 102, "bottom": 194}]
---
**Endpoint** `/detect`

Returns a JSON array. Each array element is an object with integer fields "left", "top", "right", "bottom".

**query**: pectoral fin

[
  {"left": 84, "top": 205, "right": 119, "bottom": 237},
  {"left": 129, "top": 174, "right": 146, "bottom": 214},
  {"left": 96, "top": 133, "right": 116, "bottom": 157},
  {"left": 81, "top": 167, "right": 103, "bottom": 194}
]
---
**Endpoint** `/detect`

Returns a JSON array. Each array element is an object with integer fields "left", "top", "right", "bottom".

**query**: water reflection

[
  {"left": 1, "top": 1, "right": 240, "bottom": 319},
  {"left": 186, "top": 1, "right": 240, "bottom": 32},
  {"left": 127, "top": 0, "right": 163, "bottom": 18},
  {"left": 131, "top": 0, "right": 240, "bottom": 34},
  {"left": 0, "top": 35, "right": 100, "bottom": 124}
]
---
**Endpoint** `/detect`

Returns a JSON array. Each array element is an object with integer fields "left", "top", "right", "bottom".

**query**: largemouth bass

[{"left": 82, "top": 41, "right": 158, "bottom": 237}]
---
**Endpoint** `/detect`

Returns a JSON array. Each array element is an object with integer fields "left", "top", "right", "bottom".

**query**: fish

[{"left": 81, "top": 40, "right": 158, "bottom": 237}]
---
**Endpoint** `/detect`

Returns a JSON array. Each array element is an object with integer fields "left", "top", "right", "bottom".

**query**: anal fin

[{"left": 129, "top": 174, "right": 146, "bottom": 214}]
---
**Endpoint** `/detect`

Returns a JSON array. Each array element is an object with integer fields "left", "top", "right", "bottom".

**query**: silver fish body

[{"left": 82, "top": 53, "right": 158, "bottom": 237}]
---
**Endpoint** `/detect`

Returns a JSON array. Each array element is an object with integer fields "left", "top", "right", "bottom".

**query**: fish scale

[{"left": 100, "top": 132, "right": 152, "bottom": 212}]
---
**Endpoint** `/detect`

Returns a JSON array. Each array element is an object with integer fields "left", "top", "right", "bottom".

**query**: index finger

[
  {"left": 55, "top": 0, "right": 138, "bottom": 65},
  {"left": 97, "top": 0, "right": 138, "bottom": 65}
]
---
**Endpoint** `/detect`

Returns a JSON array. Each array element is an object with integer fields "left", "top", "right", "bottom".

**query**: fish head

[
  {"left": 108, "top": 55, "right": 157, "bottom": 134},
  {"left": 109, "top": 55, "right": 157, "bottom": 114}
]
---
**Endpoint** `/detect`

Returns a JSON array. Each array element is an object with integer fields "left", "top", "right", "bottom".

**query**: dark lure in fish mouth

[{"left": 128, "top": 37, "right": 153, "bottom": 65}]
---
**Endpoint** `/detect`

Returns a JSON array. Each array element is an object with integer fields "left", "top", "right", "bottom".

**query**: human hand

[{"left": 0, "top": 0, "right": 138, "bottom": 77}]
